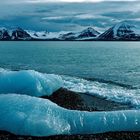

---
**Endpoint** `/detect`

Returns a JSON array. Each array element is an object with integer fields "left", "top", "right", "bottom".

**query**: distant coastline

[{"left": 0, "top": 21, "right": 140, "bottom": 41}]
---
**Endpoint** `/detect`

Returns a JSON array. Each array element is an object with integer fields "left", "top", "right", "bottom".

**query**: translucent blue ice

[
  {"left": 0, "top": 70, "right": 62, "bottom": 96},
  {"left": 0, "top": 94, "right": 140, "bottom": 136}
]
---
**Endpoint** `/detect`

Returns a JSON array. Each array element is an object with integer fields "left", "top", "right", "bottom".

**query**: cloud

[
  {"left": 0, "top": 0, "right": 139, "bottom": 4},
  {"left": 102, "top": 11, "right": 140, "bottom": 19},
  {"left": 0, "top": 0, "right": 139, "bottom": 32},
  {"left": 27, "top": 0, "right": 102, "bottom": 3},
  {"left": 27, "top": 0, "right": 139, "bottom": 3}
]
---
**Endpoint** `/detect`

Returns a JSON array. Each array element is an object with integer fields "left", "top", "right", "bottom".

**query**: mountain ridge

[
  {"left": 0, "top": 21, "right": 140, "bottom": 41},
  {"left": 98, "top": 21, "right": 140, "bottom": 41}
]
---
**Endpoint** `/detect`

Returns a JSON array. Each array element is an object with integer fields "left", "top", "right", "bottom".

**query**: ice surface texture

[
  {"left": 0, "top": 70, "right": 63, "bottom": 96},
  {"left": 0, "top": 94, "right": 140, "bottom": 136},
  {"left": 0, "top": 69, "right": 140, "bottom": 136},
  {"left": 1, "top": 68, "right": 140, "bottom": 108}
]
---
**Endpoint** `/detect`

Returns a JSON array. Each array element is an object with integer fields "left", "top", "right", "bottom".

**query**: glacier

[
  {"left": 0, "top": 94, "right": 140, "bottom": 136},
  {"left": 0, "top": 69, "right": 62, "bottom": 97}
]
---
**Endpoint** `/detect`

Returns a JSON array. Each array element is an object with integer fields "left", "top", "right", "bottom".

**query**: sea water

[{"left": 0, "top": 41, "right": 140, "bottom": 108}]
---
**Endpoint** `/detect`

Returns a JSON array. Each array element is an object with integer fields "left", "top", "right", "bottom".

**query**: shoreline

[
  {"left": 0, "top": 88, "right": 137, "bottom": 140},
  {"left": 1, "top": 131, "right": 140, "bottom": 140}
]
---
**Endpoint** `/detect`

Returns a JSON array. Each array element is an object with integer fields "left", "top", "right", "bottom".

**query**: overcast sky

[{"left": 0, "top": 0, "right": 140, "bottom": 32}]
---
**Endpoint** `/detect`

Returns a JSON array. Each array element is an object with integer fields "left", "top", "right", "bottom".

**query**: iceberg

[
  {"left": 0, "top": 94, "right": 140, "bottom": 136},
  {"left": 0, "top": 70, "right": 63, "bottom": 97}
]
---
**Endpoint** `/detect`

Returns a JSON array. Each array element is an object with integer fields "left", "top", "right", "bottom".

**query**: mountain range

[{"left": 0, "top": 21, "right": 140, "bottom": 41}]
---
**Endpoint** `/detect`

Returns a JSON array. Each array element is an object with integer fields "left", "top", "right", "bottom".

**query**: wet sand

[{"left": 45, "top": 88, "right": 132, "bottom": 111}]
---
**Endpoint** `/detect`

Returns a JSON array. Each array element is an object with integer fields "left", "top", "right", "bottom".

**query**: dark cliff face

[
  {"left": 11, "top": 28, "right": 31, "bottom": 40},
  {"left": 98, "top": 27, "right": 114, "bottom": 40},
  {"left": 0, "top": 30, "right": 11, "bottom": 40}
]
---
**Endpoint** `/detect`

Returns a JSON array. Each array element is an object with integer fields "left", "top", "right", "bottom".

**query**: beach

[{"left": 0, "top": 88, "right": 139, "bottom": 140}]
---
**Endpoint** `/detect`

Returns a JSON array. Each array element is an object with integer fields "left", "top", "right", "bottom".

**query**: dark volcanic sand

[
  {"left": 0, "top": 88, "right": 138, "bottom": 140},
  {"left": 44, "top": 88, "right": 132, "bottom": 111},
  {"left": 1, "top": 131, "right": 140, "bottom": 140}
]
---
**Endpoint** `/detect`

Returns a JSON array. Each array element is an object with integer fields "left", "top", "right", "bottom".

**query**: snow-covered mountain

[
  {"left": 0, "top": 27, "right": 100, "bottom": 41},
  {"left": 98, "top": 21, "right": 140, "bottom": 41},
  {"left": 78, "top": 27, "right": 100, "bottom": 39},
  {"left": 0, "top": 27, "right": 32, "bottom": 40},
  {"left": 0, "top": 22, "right": 140, "bottom": 41},
  {"left": 27, "top": 30, "right": 66, "bottom": 40},
  {"left": 59, "top": 27, "right": 100, "bottom": 40}
]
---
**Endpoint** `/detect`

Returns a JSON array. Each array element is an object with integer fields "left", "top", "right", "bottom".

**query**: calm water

[{"left": 0, "top": 41, "right": 140, "bottom": 88}]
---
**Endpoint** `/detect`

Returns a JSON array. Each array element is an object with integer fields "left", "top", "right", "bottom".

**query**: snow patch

[
  {"left": 113, "top": 21, "right": 140, "bottom": 38},
  {"left": 27, "top": 30, "right": 68, "bottom": 40}
]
